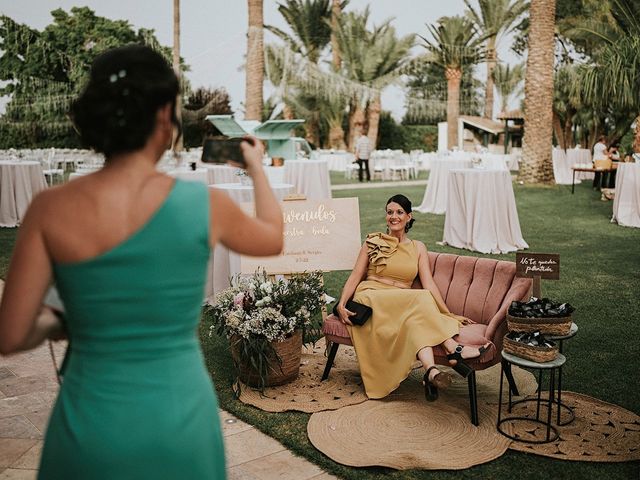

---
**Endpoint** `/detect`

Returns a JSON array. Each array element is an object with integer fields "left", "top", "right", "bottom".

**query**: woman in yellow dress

[{"left": 335, "top": 194, "right": 489, "bottom": 401}]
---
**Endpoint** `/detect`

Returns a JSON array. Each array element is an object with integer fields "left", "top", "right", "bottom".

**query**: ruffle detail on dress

[{"left": 365, "top": 232, "right": 399, "bottom": 274}]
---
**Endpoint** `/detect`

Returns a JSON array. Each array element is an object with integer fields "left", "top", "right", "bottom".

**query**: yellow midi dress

[{"left": 348, "top": 232, "right": 461, "bottom": 398}]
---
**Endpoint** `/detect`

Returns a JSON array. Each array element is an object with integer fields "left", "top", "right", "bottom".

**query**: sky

[{"left": 0, "top": 0, "right": 522, "bottom": 119}]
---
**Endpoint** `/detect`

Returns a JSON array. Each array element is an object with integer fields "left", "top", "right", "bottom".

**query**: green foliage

[
  {"left": 419, "top": 15, "right": 485, "bottom": 71},
  {"left": 182, "top": 87, "right": 233, "bottom": 148},
  {"left": 0, "top": 8, "right": 175, "bottom": 149},
  {"left": 377, "top": 112, "right": 438, "bottom": 152},
  {"left": 493, "top": 62, "right": 524, "bottom": 113}
]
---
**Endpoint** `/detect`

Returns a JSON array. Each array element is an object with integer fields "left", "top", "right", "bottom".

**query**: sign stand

[{"left": 516, "top": 253, "right": 560, "bottom": 299}]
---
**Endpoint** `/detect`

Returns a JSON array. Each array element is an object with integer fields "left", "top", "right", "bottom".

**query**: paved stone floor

[{"left": 0, "top": 342, "right": 337, "bottom": 480}]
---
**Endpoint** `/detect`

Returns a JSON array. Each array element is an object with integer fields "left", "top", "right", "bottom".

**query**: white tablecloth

[
  {"left": 553, "top": 148, "right": 594, "bottom": 184},
  {"left": 0, "top": 161, "right": 48, "bottom": 227},
  {"left": 318, "top": 152, "right": 355, "bottom": 171},
  {"left": 167, "top": 167, "right": 209, "bottom": 184},
  {"left": 612, "top": 163, "right": 640, "bottom": 228},
  {"left": 206, "top": 182, "right": 295, "bottom": 300},
  {"left": 283, "top": 159, "right": 331, "bottom": 200},
  {"left": 198, "top": 164, "right": 238, "bottom": 185},
  {"left": 415, "top": 158, "right": 472, "bottom": 214},
  {"left": 443, "top": 169, "right": 528, "bottom": 254}
]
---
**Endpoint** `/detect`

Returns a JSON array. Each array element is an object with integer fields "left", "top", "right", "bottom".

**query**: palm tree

[
  {"left": 245, "top": 0, "right": 264, "bottom": 121},
  {"left": 330, "top": 0, "right": 346, "bottom": 149},
  {"left": 266, "top": 0, "right": 336, "bottom": 146},
  {"left": 576, "top": 0, "right": 640, "bottom": 154},
  {"left": 420, "top": 16, "right": 484, "bottom": 150},
  {"left": 464, "top": 0, "right": 528, "bottom": 120},
  {"left": 519, "top": 0, "right": 556, "bottom": 184},
  {"left": 172, "top": 0, "right": 183, "bottom": 151},
  {"left": 335, "top": 8, "right": 413, "bottom": 149},
  {"left": 551, "top": 64, "right": 579, "bottom": 150},
  {"left": 492, "top": 62, "right": 524, "bottom": 115}
]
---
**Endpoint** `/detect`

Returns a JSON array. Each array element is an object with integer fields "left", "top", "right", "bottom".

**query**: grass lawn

[
  {"left": 329, "top": 169, "right": 429, "bottom": 185},
  {"left": 1, "top": 180, "right": 638, "bottom": 478}
]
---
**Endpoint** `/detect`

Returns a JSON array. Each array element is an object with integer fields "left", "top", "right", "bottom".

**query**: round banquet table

[
  {"left": 205, "top": 182, "right": 294, "bottom": 301},
  {"left": 283, "top": 159, "right": 331, "bottom": 200},
  {"left": 553, "top": 148, "right": 594, "bottom": 185},
  {"left": 0, "top": 161, "right": 48, "bottom": 227},
  {"left": 414, "top": 158, "right": 472, "bottom": 214},
  {"left": 611, "top": 163, "right": 640, "bottom": 228},
  {"left": 443, "top": 168, "right": 529, "bottom": 254},
  {"left": 317, "top": 151, "right": 355, "bottom": 172},
  {"left": 197, "top": 164, "right": 238, "bottom": 185},
  {"left": 166, "top": 167, "right": 209, "bottom": 184}
]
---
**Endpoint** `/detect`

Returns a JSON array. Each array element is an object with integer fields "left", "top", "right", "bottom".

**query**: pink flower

[{"left": 233, "top": 292, "right": 245, "bottom": 307}]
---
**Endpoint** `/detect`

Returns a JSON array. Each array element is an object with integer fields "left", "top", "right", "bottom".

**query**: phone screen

[{"left": 201, "top": 138, "right": 246, "bottom": 165}]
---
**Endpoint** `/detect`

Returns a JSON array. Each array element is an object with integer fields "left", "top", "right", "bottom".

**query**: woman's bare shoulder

[{"left": 413, "top": 239, "right": 428, "bottom": 253}]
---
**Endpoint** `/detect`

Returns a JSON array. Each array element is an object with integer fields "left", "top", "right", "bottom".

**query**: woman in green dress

[{"left": 0, "top": 45, "right": 284, "bottom": 479}]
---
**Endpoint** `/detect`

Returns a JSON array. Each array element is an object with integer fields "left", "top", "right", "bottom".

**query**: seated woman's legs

[{"left": 417, "top": 346, "right": 451, "bottom": 401}]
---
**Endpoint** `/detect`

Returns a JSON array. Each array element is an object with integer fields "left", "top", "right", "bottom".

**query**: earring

[
  {"left": 404, "top": 225, "right": 409, "bottom": 233},
  {"left": 386, "top": 226, "right": 390, "bottom": 234}
]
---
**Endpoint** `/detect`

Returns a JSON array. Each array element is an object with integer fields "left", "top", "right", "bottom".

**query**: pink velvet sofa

[{"left": 321, "top": 251, "right": 532, "bottom": 426}]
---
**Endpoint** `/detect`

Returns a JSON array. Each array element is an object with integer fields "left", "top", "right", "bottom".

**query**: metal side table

[
  {"left": 544, "top": 322, "right": 578, "bottom": 426},
  {"left": 497, "top": 351, "right": 566, "bottom": 444}
]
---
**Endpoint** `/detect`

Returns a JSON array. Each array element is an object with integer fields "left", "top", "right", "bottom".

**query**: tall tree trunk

[
  {"left": 172, "top": 0, "right": 183, "bottom": 151},
  {"left": 445, "top": 67, "right": 462, "bottom": 150},
  {"left": 245, "top": 0, "right": 264, "bottom": 121},
  {"left": 348, "top": 100, "right": 366, "bottom": 152},
  {"left": 367, "top": 95, "right": 381, "bottom": 150},
  {"left": 329, "top": 0, "right": 346, "bottom": 150},
  {"left": 305, "top": 111, "right": 320, "bottom": 149},
  {"left": 331, "top": 0, "right": 342, "bottom": 70},
  {"left": 563, "top": 108, "right": 575, "bottom": 148},
  {"left": 484, "top": 39, "right": 497, "bottom": 120},
  {"left": 519, "top": 0, "right": 556, "bottom": 184},
  {"left": 552, "top": 111, "right": 565, "bottom": 150}
]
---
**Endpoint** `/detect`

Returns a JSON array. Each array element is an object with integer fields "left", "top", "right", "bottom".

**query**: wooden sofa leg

[
  {"left": 467, "top": 371, "right": 479, "bottom": 426},
  {"left": 321, "top": 343, "right": 340, "bottom": 381},
  {"left": 503, "top": 361, "right": 520, "bottom": 396}
]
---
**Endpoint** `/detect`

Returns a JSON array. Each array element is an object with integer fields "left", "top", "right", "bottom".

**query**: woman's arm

[
  {"left": 209, "top": 137, "right": 284, "bottom": 256},
  {"left": 0, "top": 195, "right": 63, "bottom": 354},
  {"left": 335, "top": 243, "right": 369, "bottom": 325}
]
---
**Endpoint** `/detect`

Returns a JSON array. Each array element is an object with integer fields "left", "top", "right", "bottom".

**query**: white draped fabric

[
  {"left": 205, "top": 182, "right": 295, "bottom": 300},
  {"left": 167, "top": 168, "right": 209, "bottom": 184},
  {"left": 414, "top": 158, "right": 472, "bottom": 214},
  {"left": 0, "top": 161, "right": 48, "bottom": 227},
  {"left": 612, "top": 163, "right": 640, "bottom": 228},
  {"left": 283, "top": 159, "right": 331, "bottom": 200},
  {"left": 197, "top": 164, "right": 238, "bottom": 185},
  {"left": 443, "top": 169, "right": 528, "bottom": 254},
  {"left": 553, "top": 148, "right": 594, "bottom": 185},
  {"left": 318, "top": 151, "right": 355, "bottom": 171}
]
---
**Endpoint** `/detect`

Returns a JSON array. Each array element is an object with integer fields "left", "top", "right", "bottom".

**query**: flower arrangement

[{"left": 208, "top": 269, "right": 325, "bottom": 387}]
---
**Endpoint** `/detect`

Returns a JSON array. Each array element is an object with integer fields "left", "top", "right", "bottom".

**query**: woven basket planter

[
  {"left": 230, "top": 330, "right": 302, "bottom": 388},
  {"left": 507, "top": 314, "right": 572, "bottom": 336},
  {"left": 503, "top": 335, "right": 558, "bottom": 363}
]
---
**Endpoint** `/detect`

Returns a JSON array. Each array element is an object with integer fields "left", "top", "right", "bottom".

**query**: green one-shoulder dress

[{"left": 39, "top": 179, "right": 226, "bottom": 479}]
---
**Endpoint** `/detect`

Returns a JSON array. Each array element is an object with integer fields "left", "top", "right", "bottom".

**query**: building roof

[
  {"left": 459, "top": 115, "right": 505, "bottom": 135},
  {"left": 497, "top": 109, "right": 524, "bottom": 120}
]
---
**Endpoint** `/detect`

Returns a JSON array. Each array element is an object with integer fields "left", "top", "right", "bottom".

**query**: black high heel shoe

[
  {"left": 446, "top": 345, "right": 489, "bottom": 378},
  {"left": 423, "top": 366, "right": 451, "bottom": 402}
]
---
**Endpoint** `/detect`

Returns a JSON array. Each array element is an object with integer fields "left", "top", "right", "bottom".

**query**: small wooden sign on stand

[{"left": 516, "top": 253, "right": 560, "bottom": 298}]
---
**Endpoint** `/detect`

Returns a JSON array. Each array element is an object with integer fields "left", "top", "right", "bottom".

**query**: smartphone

[{"left": 201, "top": 138, "right": 246, "bottom": 165}]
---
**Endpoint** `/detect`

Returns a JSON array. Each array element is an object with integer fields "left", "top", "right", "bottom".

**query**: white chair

[{"left": 42, "top": 154, "right": 64, "bottom": 185}]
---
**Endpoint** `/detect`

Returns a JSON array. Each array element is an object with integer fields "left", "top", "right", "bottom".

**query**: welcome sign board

[{"left": 240, "top": 198, "right": 361, "bottom": 274}]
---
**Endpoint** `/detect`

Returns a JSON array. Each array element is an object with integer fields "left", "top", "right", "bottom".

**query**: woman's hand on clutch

[{"left": 336, "top": 304, "right": 354, "bottom": 326}]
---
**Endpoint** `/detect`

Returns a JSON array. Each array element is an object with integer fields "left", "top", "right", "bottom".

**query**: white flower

[{"left": 260, "top": 282, "right": 273, "bottom": 294}]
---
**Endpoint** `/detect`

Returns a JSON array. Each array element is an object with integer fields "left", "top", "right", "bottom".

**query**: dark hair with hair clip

[
  {"left": 386, "top": 194, "right": 415, "bottom": 232},
  {"left": 71, "top": 44, "right": 180, "bottom": 159}
]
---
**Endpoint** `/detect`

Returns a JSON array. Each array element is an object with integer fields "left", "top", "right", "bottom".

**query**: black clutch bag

[{"left": 332, "top": 299, "right": 372, "bottom": 326}]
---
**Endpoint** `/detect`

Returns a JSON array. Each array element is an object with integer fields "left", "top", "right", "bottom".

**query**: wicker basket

[
  {"left": 507, "top": 313, "right": 572, "bottom": 336},
  {"left": 503, "top": 335, "right": 558, "bottom": 363},
  {"left": 230, "top": 330, "right": 302, "bottom": 387}
]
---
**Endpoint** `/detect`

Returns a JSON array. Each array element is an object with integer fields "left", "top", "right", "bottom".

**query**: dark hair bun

[{"left": 71, "top": 45, "right": 179, "bottom": 158}]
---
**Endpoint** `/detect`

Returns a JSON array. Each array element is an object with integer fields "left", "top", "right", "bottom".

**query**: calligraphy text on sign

[
  {"left": 240, "top": 198, "right": 361, "bottom": 274},
  {"left": 516, "top": 253, "right": 560, "bottom": 280}
]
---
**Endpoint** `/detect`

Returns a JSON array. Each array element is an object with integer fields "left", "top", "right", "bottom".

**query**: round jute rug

[
  {"left": 307, "top": 379, "right": 512, "bottom": 470},
  {"left": 506, "top": 391, "right": 640, "bottom": 462},
  {"left": 237, "top": 339, "right": 367, "bottom": 413}
]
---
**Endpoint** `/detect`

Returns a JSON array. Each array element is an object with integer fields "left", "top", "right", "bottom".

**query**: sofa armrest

[{"left": 485, "top": 278, "right": 532, "bottom": 341}]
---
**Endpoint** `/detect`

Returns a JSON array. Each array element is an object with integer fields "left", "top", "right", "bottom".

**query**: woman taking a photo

[{"left": 0, "top": 45, "right": 283, "bottom": 479}]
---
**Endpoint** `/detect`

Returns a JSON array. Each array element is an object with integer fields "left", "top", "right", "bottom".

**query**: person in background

[
  {"left": 354, "top": 127, "right": 372, "bottom": 182},
  {"left": 592, "top": 135, "right": 610, "bottom": 189},
  {"left": 0, "top": 45, "right": 283, "bottom": 479},
  {"left": 606, "top": 143, "right": 621, "bottom": 189}
]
